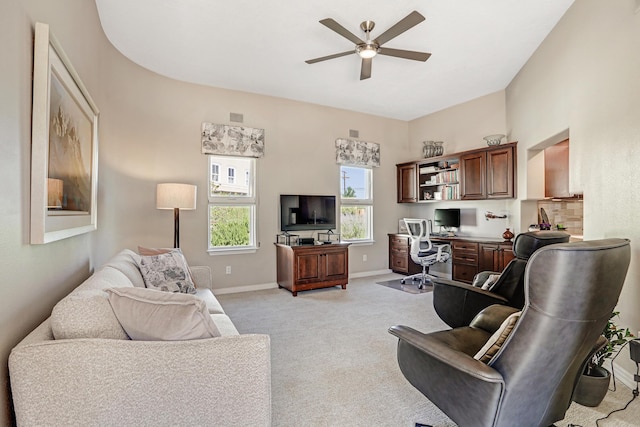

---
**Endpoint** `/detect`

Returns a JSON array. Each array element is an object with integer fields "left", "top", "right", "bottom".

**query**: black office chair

[
  {"left": 432, "top": 231, "right": 569, "bottom": 328},
  {"left": 389, "top": 238, "right": 631, "bottom": 427}
]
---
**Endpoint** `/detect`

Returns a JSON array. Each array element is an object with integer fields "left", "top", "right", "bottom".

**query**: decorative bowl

[{"left": 483, "top": 134, "right": 505, "bottom": 146}]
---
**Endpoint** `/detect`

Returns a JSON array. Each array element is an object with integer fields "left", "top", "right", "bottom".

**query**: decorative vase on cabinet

[{"left": 422, "top": 141, "right": 435, "bottom": 158}]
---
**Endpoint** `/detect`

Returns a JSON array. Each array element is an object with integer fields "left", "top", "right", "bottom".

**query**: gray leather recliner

[
  {"left": 432, "top": 231, "right": 570, "bottom": 328},
  {"left": 389, "top": 238, "right": 631, "bottom": 427}
]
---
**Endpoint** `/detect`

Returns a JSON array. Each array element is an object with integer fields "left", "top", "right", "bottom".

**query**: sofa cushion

[
  {"left": 51, "top": 288, "right": 129, "bottom": 340},
  {"left": 136, "top": 249, "right": 196, "bottom": 294},
  {"left": 474, "top": 311, "right": 521, "bottom": 363},
  {"left": 107, "top": 249, "right": 146, "bottom": 288},
  {"left": 210, "top": 314, "right": 240, "bottom": 336},
  {"left": 195, "top": 288, "right": 225, "bottom": 314},
  {"left": 107, "top": 287, "right": 221, "bottom": 340}
]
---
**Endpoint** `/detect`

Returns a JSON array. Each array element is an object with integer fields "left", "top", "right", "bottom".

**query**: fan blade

[
  {"left": 305, "top": 50, "right": 354, "bottom": 64},
  {"left": 375, "top": 11, "right": 425, "bottom": 46},
  {"left": 320, "top": 18, "right": 365, "bottom": 45},
  {"left": 360, "top": 57, "right": 372, "bottom": 80},
  {"left": 378, "top": 47, "right": 431, "bottom": 62}
]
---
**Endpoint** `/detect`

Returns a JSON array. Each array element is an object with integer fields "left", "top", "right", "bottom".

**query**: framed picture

[{"left": 30, "top": 22, "right": 99, "bottom": 244}]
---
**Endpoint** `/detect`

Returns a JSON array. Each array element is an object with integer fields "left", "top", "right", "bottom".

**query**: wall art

[{"left": 30, "top": 22, "right": 99, "bottom": 244}]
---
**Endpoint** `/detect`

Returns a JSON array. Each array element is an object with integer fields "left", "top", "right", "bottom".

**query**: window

[
  {"left": 340, "top": 166, "right": 373, "bottom": 242},
  {"left": 208, "top": 156, "right": 256, "bottom": 252},
  {"left": 211, "top": 163, "right": 220, "bottom": 182}
]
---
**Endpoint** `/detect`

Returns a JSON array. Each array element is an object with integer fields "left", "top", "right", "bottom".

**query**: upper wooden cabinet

[
  {"left": 397, "top": 142, "right": 517, "bottom": 203},
  {"left": 461, "top": 145, "right": 515, "bottom": 200},
  {"left": 460, "top": 151, "right": 487, "bottom": 200},
  {"left": 397, "top": 162, "right": 418, "bottom": 203}
]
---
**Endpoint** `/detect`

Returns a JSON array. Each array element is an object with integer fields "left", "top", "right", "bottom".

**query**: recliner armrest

[
  {"left": 389, "top": 325, "right": 504, "bottom": 383},
  {"left": 432, "top": 279, "right": 509, "bottom": 328}
]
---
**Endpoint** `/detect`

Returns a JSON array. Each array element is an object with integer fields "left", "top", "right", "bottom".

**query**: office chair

[
  {"left": 390, "top": 238, "right": 631, "bottom": 427},
  {"left": 400, "top": 218, "right": 451, "bottom": 289},
  {"left": 432, "top": 231, "right": 570, "bottom": 328}
]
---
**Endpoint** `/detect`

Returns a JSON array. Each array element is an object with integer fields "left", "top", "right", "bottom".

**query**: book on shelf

[{"left": 419, "top": 166, "right": 439, "bottom": 174}]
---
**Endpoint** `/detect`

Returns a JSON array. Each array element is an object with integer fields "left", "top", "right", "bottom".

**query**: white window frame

[
  {"left": 208, "top": 156, "right": 257, "bottom": 254},
  {"left": 227, "top": 167, "right": 235, "bottom": 184},
  {"left": 211, "top": 163, "right": 220, "bottom": 183},
  {"left": 339, "top": 166, "right": 374, "bottom": 243}
]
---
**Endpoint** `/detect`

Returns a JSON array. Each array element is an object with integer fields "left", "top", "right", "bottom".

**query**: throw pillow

[
  {"left": 137, "top": 246, "right": 196, "bottom": 286},
  {"left": 136, "top": 249, "right": 196, "bottom": 294},
  {"left": 106, "top": 287, "right": 220, "bottom": 340},
  {"left": 474, "top": 311, "right": 521, "bottom": 363},
  {"left": 481, "top": 274, "right": 502, "bottom": 291}
]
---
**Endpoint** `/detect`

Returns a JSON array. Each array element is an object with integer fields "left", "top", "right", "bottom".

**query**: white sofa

[{"left": 9, "top": 249, "right": 271, "bottom": 427}]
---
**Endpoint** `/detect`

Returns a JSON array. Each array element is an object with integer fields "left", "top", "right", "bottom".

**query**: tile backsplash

[{"left": 537, "top": 199, "right": 584, "bottom": 237}]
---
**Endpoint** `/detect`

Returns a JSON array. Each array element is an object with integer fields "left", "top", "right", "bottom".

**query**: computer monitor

[{"left": 434, "top": 208, "right": 461, "bottom": 230}]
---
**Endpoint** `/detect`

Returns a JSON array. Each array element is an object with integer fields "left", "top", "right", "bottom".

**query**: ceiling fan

[{"left": 305, "top": 10, "right": 431, "bottom": 80}]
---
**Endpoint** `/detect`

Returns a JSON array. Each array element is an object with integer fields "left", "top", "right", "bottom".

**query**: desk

[{"left": 388, "top": 234, "right": 514, "bottom": 283}]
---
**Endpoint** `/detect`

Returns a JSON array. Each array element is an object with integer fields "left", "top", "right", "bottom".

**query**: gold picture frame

[{"left": 30, "top": 22, "right": 99, "bottom": 244}]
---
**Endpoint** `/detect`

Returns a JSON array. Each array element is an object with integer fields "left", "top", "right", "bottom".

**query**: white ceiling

[{"left": 95, "top": 0, "right": 574, "bottom": 121}]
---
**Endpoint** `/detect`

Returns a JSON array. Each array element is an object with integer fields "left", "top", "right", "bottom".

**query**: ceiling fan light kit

[{"left": 306, "top": 10, "right": 431, "bottom": 80}]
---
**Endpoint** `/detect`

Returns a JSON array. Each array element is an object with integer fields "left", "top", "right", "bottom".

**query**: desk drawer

[
  {"left": 390, "top": 255, "right": 408, "bottom": 272},
  {"left": 453, "top": 264, "right": 478, "bottom": 283},
  {"left": 452, "top": 252, "right": 478, "bottom": 265},
  {"left": 452, "top": 241, "right": 478, "bottom": 253}
]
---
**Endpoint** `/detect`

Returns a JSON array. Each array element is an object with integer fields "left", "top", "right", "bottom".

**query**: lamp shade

[{"left": 156, "top": 183, "right": 197, "bottom": 210}]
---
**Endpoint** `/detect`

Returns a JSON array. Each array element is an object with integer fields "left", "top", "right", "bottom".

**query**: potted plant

[{"left": 573, "top": 311, "right": 633, "bottom": 407}]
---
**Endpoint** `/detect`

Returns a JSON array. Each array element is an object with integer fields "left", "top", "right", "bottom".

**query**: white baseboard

[
  {"left": 213, "top": 282, "right": 278, "bottom": 295},
  {"left": 350, "top": 269, "right": 393, "bottom": 279},
  {"left": 612, "top": 362, "right": 637, "bottom": 390}
]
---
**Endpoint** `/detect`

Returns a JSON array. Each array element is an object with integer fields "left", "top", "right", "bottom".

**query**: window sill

[
  {"left": 208, "top": 247, "right": 258, "bottom": 256},
  {"left": 343, "top": 240, "right": 374, "bottom": 246}
]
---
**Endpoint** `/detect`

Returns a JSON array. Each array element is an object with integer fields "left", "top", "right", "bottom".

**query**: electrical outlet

[
  {"left": 225, "top": 266, "right": 231, "bottom": 275},
  {"left": 363, "top": 254, "right": 367, "bottom": 262}
]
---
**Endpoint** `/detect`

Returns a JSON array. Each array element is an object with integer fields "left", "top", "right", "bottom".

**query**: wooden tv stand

[{"left": 275, "top": 242, "right": 350, "bottom": 296}]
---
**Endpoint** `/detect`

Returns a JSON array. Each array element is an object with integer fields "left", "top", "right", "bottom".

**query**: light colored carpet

[{"left": 217, "top": 273, "right": 640, "bottom": 427}]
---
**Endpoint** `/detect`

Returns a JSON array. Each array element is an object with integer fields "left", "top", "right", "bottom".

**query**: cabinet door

[
  {"left": 323, "top": 249, "right": 348, "bottom": 280},
  {"left": 499, "top": 244, "right": 515, "bottom": 270},
  {"left": 460, "top": 152, "right": 486, "bottom": 200},
  {"left": 487, "top": 146, "right": 515, "bottom": 199},
  {"left": 295, "top": 252, "right": 321, "bottom": 283},
  {"left": 397, "top": 163, "right": 417, "bottom": 203},
  {"left": 478, "top": 243, "right": 499, "bottom": 272}
]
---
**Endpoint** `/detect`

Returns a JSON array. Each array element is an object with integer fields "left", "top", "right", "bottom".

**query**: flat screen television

[
  {"left": 434, "top": 208, "right": 461, "bottom": 229},
  {"left": 280, "top": 195, "right": 337, "bottom": 232}
]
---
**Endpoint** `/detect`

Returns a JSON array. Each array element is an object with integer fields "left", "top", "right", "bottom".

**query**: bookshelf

[{"left": 418, "top": 160, "right": 461, "bottom": 202}]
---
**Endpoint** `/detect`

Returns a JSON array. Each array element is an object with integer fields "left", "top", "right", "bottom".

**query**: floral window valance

[
  {"left": 201, "top": 122, "right": 265, "bottom": 158},
  {"left": 335, "top": 138, "right": 380, "bottom": 167}
]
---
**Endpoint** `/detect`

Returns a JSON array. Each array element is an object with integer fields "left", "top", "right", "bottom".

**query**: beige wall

[{"left": 506, "top": 0, "right": 640, "bottom": 371}]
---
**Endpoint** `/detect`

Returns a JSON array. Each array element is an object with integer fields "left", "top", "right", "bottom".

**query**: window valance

[
  {"left": 335, "top": 138, "right": 380, "bottom": 167},
  {"left": 201, "top": 122, "right": 264, "bottom": 158}
]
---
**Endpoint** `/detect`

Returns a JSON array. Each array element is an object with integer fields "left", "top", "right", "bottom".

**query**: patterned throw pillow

[
  {"left": 137, "top": 249, "right": 196, "bottom": 294},
  {"left": 137, "top": 246, "right": 196, "bottom": 286}
]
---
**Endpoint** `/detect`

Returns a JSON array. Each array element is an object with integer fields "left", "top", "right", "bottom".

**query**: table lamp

[{"left": 156, "top": 183, "right": 197, "bottom": 248}]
